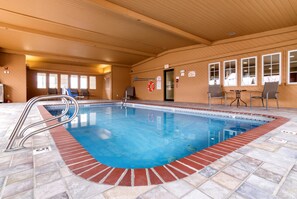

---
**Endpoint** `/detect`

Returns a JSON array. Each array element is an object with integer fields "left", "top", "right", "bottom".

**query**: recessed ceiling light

[{"left": 227, "top": 32, "right": 236, "bottom": 36}]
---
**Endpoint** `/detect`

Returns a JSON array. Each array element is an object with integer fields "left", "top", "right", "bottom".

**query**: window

[
  {"left": 288, "top": 50, "right": 297, "bottom": 84},
  {"left": 49, "top": 73, "right": 58, "bottom": 88},
  {"left": 208, "top": 62, "right": 220, "bottom": 85},
  {"left": 224, "top": 60, "right": 237, "bottom": 86},
  {"left": 262, "top": 53, "right": 281, "bottom": 84},
  {"left": 89, "top": 76, "right": 96, "bottom": 89},
  {"left": 37, "top": 73, "right": 46, "bottom": 89},
  {"left": 80, "top": 75, "right": 88, "bottom": 89},
  {"left": 241, "top": 57, "right": 257, "bottom": 86},
  {"left": 70, "top": 75, "right": 78, "bottom": 89},
  {"left": 60, "top": 74, "right": 68, "bottom": 89}
]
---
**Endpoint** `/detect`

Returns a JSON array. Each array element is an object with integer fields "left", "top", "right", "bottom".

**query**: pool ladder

[
  {"left": 121, "top": 90, "right": 128, "bottom": 107},
  {"left": 4, "top": 95, "right": 79, "bottom": 152}
]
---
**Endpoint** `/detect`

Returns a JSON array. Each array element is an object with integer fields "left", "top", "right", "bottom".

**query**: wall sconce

[{"left": 1, "top": 66, "right": 9, "bottom": 74}]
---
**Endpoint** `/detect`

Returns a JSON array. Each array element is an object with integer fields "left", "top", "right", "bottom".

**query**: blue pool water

[{"left": 47, "top": 104, "right": 266, "bottom": 168}]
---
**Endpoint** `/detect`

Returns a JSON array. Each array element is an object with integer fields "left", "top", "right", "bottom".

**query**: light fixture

[
  {"left": 227, "top": 31, "right": 237, "bottom": 36},
  {"left": 0, "top": 66, "right": 9, "bottom": 74}
]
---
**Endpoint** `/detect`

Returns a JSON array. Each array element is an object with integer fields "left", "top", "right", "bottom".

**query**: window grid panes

[
  {"left": 37, "top": 73, "right": 46, "bottom": 89},
  {"left": 60, "top": 74, "right": 68, "bottom": 89},
  {"left": 288, "top": 50, "right": 297, "bottom": 84},
  {"left": 70, "top": 75, "right": 78, "bottom": 89},
  {"left": 80, "top": 75, "right": 88, "bottom": 89},
  {"left": 241, "top": 57, "right": 257, "bottom": 86},
  {"left": 49, "top": 73, "right": 58, "bottom": 88},
  {"left": 224, "top": 60, "right": 237, "bottom": 86},
  {"left": 209, "top": 63, "right": 220, "bottom": 85},
  {"left": 89, "top": 76, "right": 96, "bottom": 89},
  {"left": 262, "top": 53, "right": 281, "bottom": 84}
]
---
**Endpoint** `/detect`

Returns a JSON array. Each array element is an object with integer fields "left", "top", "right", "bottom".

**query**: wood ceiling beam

[
  {"left": 1, "top": 48, "right": 131, "bottom": 67},
  {"left": 0, "top": 20, "right": 156, "bottom": 57},
  {"left": 88, "top": 0, "right": 212, "bottom": 45}
]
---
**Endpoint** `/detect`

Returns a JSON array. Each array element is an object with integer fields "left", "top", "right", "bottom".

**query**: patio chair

[
  {"left": 65, "top": 88, "right": 79, "bottom": 98},
  {"left": 208, "top": 85, "right": 227, "bottom": 107},
  {"left": 47, "top": 88, "right": 58, "bottom": 95},
  {"left": 250, "top": 81, "right": 279, "bottom": 109},
  {"left": 80, "top": 89, "right": 89, "bottom": 99},
  {"left": 123, "top": 87, "right": 135, "bottom": 100}
]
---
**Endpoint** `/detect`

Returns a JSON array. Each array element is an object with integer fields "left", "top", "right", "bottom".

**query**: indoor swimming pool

[{"left": 46, "top": 103, "right": 268, "bottom": 168}]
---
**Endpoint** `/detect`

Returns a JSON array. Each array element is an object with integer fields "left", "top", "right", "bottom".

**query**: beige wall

[
  {"left": 132, "top": 70, "right": 164, "bottom": 101},
  {"left": 102, "top": 73, "right": 112, "bottom": 100},
  {"left": 131, "top": 29, "right": 297, "bottom": 108},
  {"left": 0, "top": 53, "right": 26, "bottom": 102},
  {"left": 26, "top": 62, "right": 104, "bottom": 100},
  {"left": 112, "top": 66, "right": 131, "bottom": 100}
]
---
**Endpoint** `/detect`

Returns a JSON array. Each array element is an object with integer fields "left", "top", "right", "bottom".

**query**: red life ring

[{"left": 147, "top": 81, "right": 155, "bottom": 92}]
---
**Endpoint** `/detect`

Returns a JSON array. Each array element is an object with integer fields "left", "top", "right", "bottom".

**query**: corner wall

[
  {"left": 0, "top": 53, "right": 26, "bottom": 102},
  {"left": 112, "top": 66, "right": 131, "bottom": 100}
]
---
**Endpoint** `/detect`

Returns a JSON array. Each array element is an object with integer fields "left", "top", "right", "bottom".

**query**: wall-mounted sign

[
  {"left": 156, "top": 76, "right": 161, "bottom": 90},
  {"left": 180, "top": 70, "right": 185, "bottom": 77},
  {"left": 188, "top": 71, "right": 196, "bottom": 77}
]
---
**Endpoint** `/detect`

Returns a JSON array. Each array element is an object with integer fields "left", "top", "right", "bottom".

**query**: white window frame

[
  {"left": 80, "top": 75, "right": 88, "bottom": 89},
  {"left": 223, "top": 60, "right": 237, "bottom": 87},
  {"left": 208, "top": 62, "right": 220, "bottom": 85},
  {"left": 49, "top": 73, "right": 58, "bottom": 89},
  {"left": 89, "top": 76, "right": 96, "bottom": 89},
  {"left": 60, "top": 74, "right": 69, "bottom": 89},
  {"left": 70, "top": 75, "right": 78, "bottom": 89},
  {"left": 288, "top": 49, "right": 297, "bottom": 85},
  {"left": 37, "top": 73, "right": 46, "bottom": 89},
  {"left": 262, "top": 52, "right": 281, "bottom": 85},
  {"left": 241, "top": 56, "right": 257, "bottom": 86}
]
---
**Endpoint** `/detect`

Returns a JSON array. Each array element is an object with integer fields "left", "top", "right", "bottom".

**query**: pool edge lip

[{"left": 37, "top": 103, "right": 289, "bottom": 187}]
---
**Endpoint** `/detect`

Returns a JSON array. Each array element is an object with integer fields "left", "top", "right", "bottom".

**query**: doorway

[{"left": 164, "top": 69, "right": 174, "bottom": 101}]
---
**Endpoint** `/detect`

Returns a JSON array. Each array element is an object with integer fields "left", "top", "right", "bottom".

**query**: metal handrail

[
  {"left": 5, "top": 95, "right": 79, "bottom": 151},
  {"left": 17, "top": 98, "right": 70, "bottom": 138},
  {"left": 121, "top": 90, "right": 128, "bottom": 107}
]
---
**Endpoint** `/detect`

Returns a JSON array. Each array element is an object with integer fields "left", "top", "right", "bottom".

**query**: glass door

[{"left": 164, "top": 69, "right": 174, "bottom": 101}]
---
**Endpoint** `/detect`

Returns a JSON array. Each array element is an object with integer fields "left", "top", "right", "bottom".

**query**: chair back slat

[
  {"left": 48, "top": 88, "right": 58, "bottom": 95},
  {"left": 262, "top": 82, "right": 279, "bottom": 98},
  {"left": 208, "top": 85, "right": 223, "bottom": 97}
]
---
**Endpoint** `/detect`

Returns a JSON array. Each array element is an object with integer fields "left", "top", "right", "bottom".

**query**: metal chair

[
  {"left": 126, "top": 87, "right": 135, "bottom": 99},
  {"left": 47, "top": 88, "right": 58, "bottom": 95},
  {"left": 208, "top": 85, "right": 227, "bottom": 107},
  {"left": 80, "top": 89, "right": 89, "bottom": 99},
  {"left": 250, "top": 81, "right": 279, "bottom": 109}
]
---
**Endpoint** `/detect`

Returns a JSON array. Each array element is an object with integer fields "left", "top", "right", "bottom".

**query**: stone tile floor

[{"left": 0, "top": 100, "right": 296, "bottom": 199}]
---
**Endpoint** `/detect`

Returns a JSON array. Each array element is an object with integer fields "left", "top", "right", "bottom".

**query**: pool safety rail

[
  {"left": 4, "top": 95, "right": 79, "bottom": 152},
  {"left": 121, "top": 90, "right": 128, "bottom": 107}
]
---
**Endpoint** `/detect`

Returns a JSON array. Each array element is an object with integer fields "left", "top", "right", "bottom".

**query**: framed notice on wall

[{"left": 156, "top": 76, "right": 161, "bottom": 90}]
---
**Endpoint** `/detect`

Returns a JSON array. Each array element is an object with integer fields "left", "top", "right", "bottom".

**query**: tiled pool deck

[{"left": 0, "top": 100, "right": 297, "bottom": 199}]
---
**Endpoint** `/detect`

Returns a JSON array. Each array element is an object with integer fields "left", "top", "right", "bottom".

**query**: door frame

[{"left": 164, "top": 69, "right": 174, "bottom": 101}]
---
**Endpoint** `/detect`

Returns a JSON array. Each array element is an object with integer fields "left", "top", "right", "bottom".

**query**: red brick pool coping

[{"left": 38, "top": 104, "right": 289, "bottom": 186}]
